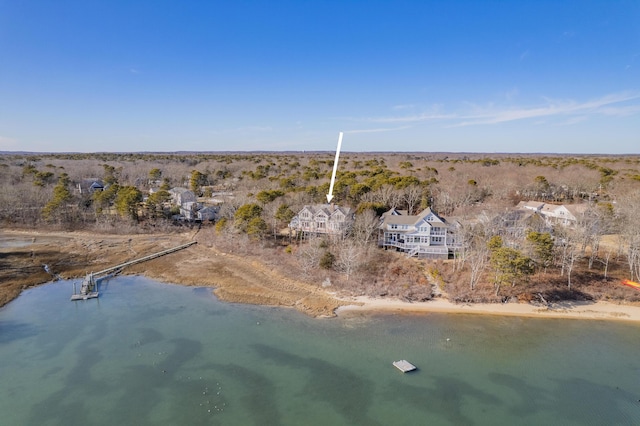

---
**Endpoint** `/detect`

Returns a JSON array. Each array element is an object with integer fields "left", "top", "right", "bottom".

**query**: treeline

[{"left": 2, "top": 152, "right": 640, "bottom": 302}]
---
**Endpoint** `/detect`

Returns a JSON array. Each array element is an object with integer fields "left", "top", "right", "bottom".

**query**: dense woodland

[{"left": 2, "top": 151, "right": 640, "bottom": 304}]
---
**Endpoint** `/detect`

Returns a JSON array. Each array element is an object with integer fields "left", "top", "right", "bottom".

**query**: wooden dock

[
  {"left": 70, "top": 241, "right": 197, "bottom": 301},
  {"left": 393, "top": 360, "right": 417, "bottom": 373}
]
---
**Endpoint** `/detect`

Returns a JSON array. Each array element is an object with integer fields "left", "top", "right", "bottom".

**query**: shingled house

[
  {"left": 289, "top": 204, "right": 354, "bottom": 237},
  {"left": 378, "top": 207, "right": 461, "bottom": 259},
  {"left": 516, "top": 201, "right": 588, "bottom": 226}
]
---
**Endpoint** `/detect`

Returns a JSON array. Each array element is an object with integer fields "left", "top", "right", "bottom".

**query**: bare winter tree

[
  {"left": 295, "top": 237, "right": 323, "bottom": 277},
  {"left": 457, "top": 213, "right": 494, "bottom": 289},
  {"left": 335, "top": 240, "right": 362, "bottom": 281},
  {"left": 363, "top": 184, "right": 400, "bottom": 209},
  {"left": 351, "top": 209, "right": 380, "bottom": 245},
  {"left": 615, "top": 192, "right": 640, "bottom": 281},
  {"left": 554, "top": 226, "right": 580, "bottom": 289},
  {"left": 403, "top": 185, "right": 423, "bottom": 215}
]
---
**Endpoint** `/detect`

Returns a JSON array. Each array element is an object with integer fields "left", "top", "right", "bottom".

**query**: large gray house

[
  {"left": 378, "top": 207, "right": 461, "bottom": 259},
  {"left": 289, "top": 204, "right": 354, "bottom": 237}
]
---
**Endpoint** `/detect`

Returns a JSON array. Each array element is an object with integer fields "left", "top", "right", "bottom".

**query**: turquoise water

[{"left": 1, "top": 276, "right": 639, "bottom": 426}]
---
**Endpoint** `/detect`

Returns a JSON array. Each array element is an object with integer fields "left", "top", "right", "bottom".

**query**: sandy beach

[{"left": 336, "top": 295, "right": 640, "bottom": 322}]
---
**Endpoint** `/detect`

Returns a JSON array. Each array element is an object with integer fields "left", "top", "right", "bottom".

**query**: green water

[{"left": 1, "top": 276, "right": 639, "bottom": 426}]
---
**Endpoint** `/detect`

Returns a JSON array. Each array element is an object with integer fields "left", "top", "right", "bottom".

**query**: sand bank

[{"left": 336, "top": 296, "right": 640, "bottom": 323}]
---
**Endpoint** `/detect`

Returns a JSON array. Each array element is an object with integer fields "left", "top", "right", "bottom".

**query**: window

[{"left": 390, "top": 224, "right": 398, "bottom": 229}]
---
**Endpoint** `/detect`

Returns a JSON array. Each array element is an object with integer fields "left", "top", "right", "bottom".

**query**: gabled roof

[
  {"left": 563, "top": 204, "right": 588, "bottom": 217},
  {"left": 169, "top": 187, "right": 193, "bottom": 195},
  {"left": 295, "top": 204, "right": 353, "bottom": 221},
  {"left": 540, "top": 204, "right": 561, "bottom": 214},
  {"left": 381, "top": 207, "right": 447, "bottom": 228},
  {"left": 517, "top": 201, "right": 545, "bottom": 211}
]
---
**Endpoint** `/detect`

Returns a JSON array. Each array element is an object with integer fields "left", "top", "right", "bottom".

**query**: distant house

[
  {"left": 539, "top": 203, "right": 587, "bottom": 226},
  {"left": 516, "top": 200, "right": 545, "bottom": 212},
  {"left": 77, "top": 179, "right": 104, "bottom": 195},
  {"left": 289, "top": 204, "right": 354, "bottom": 236},
  {"left": 169, "top": 187, "right": 196, "bottom": 206},
  {"left": 378, "top": 207, "right": 461, "bottom": 259},
  {"left": 197, "top": 205, "right": 219, "bottom": 222},
  {"left": 516, "top": 201, "right": 587, "bottom": 226},
  {"left": 180, "top": 201, "right": 198, "bottom": 220}
]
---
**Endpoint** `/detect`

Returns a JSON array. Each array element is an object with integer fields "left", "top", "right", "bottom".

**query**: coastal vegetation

[{"left": 2, "top": 151, "right": 640, "bottom": 310}]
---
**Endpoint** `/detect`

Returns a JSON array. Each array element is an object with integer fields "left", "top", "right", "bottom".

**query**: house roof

[
  {"left": 517, "top": 201, "right": 588, "bottom": 221},
  {"left": 563, "top": 203, "right": 588, "bottom": 217},
  {"left": 169, "top": 187, "right": 193, "bottom": 195},
  {"left": 540, "top": 204, "right": 561, "bottom": 214},
  {"left": 299, "top": 204, "right": 353, "bottom": 219},
  {"left": 380, "top": 207, "right": 448, "bottom": 228},
  {"left": 516, "top": 201, "right": 545, "bottom": 211}
]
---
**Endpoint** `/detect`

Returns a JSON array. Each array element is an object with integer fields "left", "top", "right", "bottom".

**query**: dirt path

[{"left": 0, "top": 229, "right": 346, "bottom": 316}]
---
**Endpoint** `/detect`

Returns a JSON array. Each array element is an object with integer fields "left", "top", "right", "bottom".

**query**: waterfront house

[
  {"left": 378, "top": 207, "right": 461, "bottom": 259},
  {"left": 289, "top": 204, "right": 354, "bottom": 237}
]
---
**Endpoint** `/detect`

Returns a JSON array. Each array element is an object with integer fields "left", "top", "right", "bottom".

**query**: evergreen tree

[
  {"left": 42, "top": 173, "right": 73, "bottom": 222},
  {"left": 115, "top": 186, "right": 143, "bottom": 221}
]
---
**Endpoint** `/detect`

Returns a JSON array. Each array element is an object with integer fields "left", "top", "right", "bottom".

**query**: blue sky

[{"left": 0, "top": 0, "right": 639, "bottom": 153}]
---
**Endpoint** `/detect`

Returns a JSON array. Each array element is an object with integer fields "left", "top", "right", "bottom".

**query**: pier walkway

[{"left": 71, "top": 241, "right": 197, "bottom": 301}]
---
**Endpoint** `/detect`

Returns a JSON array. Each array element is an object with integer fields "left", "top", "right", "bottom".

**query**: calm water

[{"left": 1, "top": 276, "right": 639, "bottom": 426}]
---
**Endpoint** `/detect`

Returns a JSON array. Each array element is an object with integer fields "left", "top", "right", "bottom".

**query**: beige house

[
  {"left": 289, "top": 204, "right": 354, "bottom": 236},
  {"left": 517, "top": 201, "right": 588, "bottom": 226},
  {"left": 539, "top": 203, "right": 588, "bottom": 225}
]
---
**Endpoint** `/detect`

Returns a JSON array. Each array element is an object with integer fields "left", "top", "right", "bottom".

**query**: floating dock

[
  {"left": 393, "top": 360, "right": 417, "bottom": 373},
  {"left": 70, "top": 292, "right": 99, "bottom": 301},
  {"left": 71, "top": 273, "right": 99, "bottom": 301}
]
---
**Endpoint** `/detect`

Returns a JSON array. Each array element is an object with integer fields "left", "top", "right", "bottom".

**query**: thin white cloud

[
  {"left": 209, "top": 126, "right": 273, "bottom": 135},
  {"left": 237, "top": 126, "right": 273, "bottom": 132},
  {"left": 352, "top": 92, "right": 640, "bottom": 129},
  {"left": 358, "top": 112, "right": 457, "bottom": 124},
  {"left": 556, "top": 116, "right": 587, "bottom": 126},
  {"left": 453, "top": 91, "right": 640, "bottom": 127},
  {"left": 504, "top": 88, "right": 519, "bottom": 101},
  {"left": 346, "top": 126, "right": 411, "bottom": 134},
  {"left": 392, "top": 104, "right": 416, "bottom": 110}
]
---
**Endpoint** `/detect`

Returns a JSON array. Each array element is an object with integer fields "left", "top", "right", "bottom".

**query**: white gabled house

[
  {"left": 289, "top": 204, "right": 354, "bottom": 236},
  {"left": 516, "top": 201, "right": 588, "bottom": 226},
  {"left": 378, "top": 207, "right": 461, "bottom": 259},
  {"left": 539, "top": 203, "right": 587, "bottom": 226}
]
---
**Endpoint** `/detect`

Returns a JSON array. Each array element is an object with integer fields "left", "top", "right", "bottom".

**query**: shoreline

[
  {"left": 335, "top": 295, "right": 640, "bottom": 323},
  {"left": 3, "top": 229, "right": 640, "bottom": 323}
]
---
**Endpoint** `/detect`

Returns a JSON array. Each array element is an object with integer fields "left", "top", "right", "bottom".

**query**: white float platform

[{"left": 392, "top": 360, "right": 417, "bottom": 373}]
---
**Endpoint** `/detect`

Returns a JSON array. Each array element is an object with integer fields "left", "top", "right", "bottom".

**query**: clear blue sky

[{"left": 1, "top": 0, "right": 639, "bottom": 153}]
